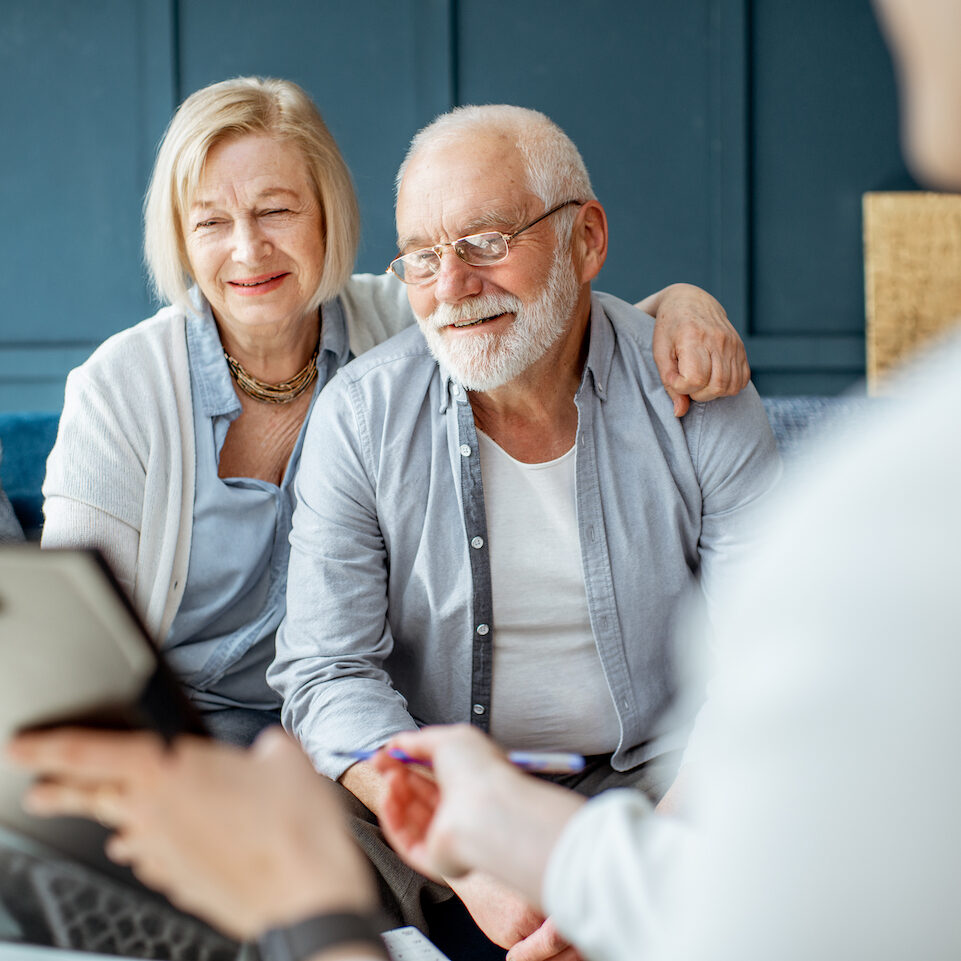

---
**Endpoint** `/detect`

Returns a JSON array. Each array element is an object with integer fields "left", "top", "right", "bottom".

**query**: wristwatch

[{"left": 258, "top": 910, "right": 386, "bottom": 961}]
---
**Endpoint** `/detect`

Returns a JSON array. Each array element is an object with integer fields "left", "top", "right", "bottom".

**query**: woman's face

[{"left": 182, "top": 133, "right": 326, "bottom": 337}]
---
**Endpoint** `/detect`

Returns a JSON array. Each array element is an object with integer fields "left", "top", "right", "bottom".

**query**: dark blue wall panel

[
  {"left": 0, "top": 0, "right": 174, "bottom": 409},
  {"left": 745, "top": 0, "right": 912, "bottom": 393},
  {"left": 0, "top": 0, "right": 908, "bottom": 409}
]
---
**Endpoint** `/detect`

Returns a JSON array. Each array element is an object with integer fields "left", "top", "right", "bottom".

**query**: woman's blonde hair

[{"left": 144, "top": 76, "right": 359, "bottom": 310}]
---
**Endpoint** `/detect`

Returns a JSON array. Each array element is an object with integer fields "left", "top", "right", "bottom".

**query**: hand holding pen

[{"left": 371, "top": 724, "right": 589, "bottom": 891}]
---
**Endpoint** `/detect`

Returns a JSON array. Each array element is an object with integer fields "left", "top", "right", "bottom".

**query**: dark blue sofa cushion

[
  {"left": 0, "top": 412, "right": 60, "bottom": 540},
  {"left": 0, "top": 440, "right": 24, "bottom": 542}
]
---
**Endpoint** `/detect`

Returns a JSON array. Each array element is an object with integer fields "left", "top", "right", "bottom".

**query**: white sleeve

[
  {"left": 41, "top": 498, "right": 138, "bottom": 598},
  {"left": 41, "top": 367, "right": 146, "bottom": 599},
  {"left": 340, "top": 273, "right": 415, "bottom": 357},
  {"left": 543, "top": 790, "right": 692, "bottom": 961}
]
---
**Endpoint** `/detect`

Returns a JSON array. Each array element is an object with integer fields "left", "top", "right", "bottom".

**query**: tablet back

[{"left": 0, "top": 545, "right": 204, "bottom": 880}]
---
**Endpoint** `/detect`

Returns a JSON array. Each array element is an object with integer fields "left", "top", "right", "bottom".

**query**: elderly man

[{"left": 270, "top": 105, "right": 780, "bottom": 956}]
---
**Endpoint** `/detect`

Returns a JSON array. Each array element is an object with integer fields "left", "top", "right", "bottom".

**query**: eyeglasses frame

[{"left": 386, "top": 199, "right": 585, "bottom": 285}]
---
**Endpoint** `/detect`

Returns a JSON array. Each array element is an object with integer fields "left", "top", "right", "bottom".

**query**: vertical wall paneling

[
  {"left": 413, "top": 0, "right": 457, "bottom": 127},
  {"left": 745, "top": 0, "right": 908, "bottom": 394},
  {"left": 0, "top": 0, "right": 176, "bottom": 410},
  {"left": 708, "top": 0, "right": 749, "bottom": 338},
  {"left": 0, "top": 2, "right": 911, "bottom": 408}
]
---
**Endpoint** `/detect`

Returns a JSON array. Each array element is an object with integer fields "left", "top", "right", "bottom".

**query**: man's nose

[{"left": 432, "top": 248, "right": 483, "bottom": 303}]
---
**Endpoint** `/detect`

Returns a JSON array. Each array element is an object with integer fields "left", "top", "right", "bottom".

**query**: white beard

[{"left": 418, "top": 250, "right": 582, "bottom": 392}]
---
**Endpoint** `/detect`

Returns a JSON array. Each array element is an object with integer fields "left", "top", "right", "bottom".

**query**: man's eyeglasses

[{"left": 387, "top": 200, "right": 584, "bottom": 286}]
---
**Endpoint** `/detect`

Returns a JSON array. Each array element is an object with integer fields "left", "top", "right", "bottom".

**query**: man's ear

[{"left": 572, "top": 201, "right": 608, "bottom": 283}]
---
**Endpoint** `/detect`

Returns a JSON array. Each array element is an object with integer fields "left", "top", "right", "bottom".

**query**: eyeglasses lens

[
  {"left": 393, "top": 231, "right": 510, "bottom": 284},
  {"left": 455, "top": 233, "right": 509, "bottom": 265}
]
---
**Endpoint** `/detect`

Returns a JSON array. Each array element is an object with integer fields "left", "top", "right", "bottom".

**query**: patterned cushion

[{"left": 761, "top": 396, "right": 875, "bottom": 465}]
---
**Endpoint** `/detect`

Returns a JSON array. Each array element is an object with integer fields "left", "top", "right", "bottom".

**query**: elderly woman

[{"left": 41, "top": 77, "right": 745, "bottom": 746}]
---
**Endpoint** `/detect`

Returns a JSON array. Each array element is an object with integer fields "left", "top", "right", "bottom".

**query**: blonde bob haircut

[{"left": 144, "top": 76, "right": 359, "bottom": 311}]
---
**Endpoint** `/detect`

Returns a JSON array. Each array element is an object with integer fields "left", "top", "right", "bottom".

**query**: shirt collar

[
  {"left": 186, "top": 293, "right": 239, "bottom": 419},
  {"left": 581, "top": 292, "right": 613, "bottom": 402},
  {"left": 318, "top": 297, "right": 351, "bottom": 369},
  {"left": 437, "top": 362, "right": 466, "bottom": 413}
]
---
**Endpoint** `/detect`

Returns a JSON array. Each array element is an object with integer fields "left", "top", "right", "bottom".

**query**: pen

[{"left": 333, "top": 748, "right": 586, "bottom": 774}]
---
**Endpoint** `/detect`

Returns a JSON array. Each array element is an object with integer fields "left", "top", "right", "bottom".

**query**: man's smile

[{"left": 450, "top": 312, "right": 511, "bottom": 329}]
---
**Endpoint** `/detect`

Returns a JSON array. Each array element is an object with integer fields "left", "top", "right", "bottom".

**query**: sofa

[
  {"left": 0, "top": 397, "right": 871, "bottom": 544},
  {"left": 0, "top": 412, "right": 59, "bottom": 541}
]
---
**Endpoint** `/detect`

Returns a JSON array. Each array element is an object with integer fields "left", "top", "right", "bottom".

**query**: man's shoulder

[
  {"left": 315, "top": 324, "right": 439, "bottom": 427},
  {"left": 593, "top": 290, "right": 656, "bottom": 343},
  {"left": 588, "top": 290, "right": 664, "bottom": 399},
  {"left": 339, "top": 323, "right": 435, "bottom": 385}
]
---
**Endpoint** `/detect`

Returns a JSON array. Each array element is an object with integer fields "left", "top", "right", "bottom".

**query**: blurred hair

[
  {"left": 396, "top": 104, "right": 596, "bottom": 242},
  {"left": 144, "top": 76, "right": 359, "bottom": 310}
]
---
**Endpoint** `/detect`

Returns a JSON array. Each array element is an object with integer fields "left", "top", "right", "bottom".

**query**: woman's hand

[
  {"left": 641, "top": 283, "right": 751, "bottom": 416},
  {"left": 375, "top": 725, "right": 584, "bottom": 908}
]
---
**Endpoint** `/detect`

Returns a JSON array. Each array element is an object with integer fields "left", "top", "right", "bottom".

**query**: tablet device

[
  {"left": 0, "top": 546, "right": 238, "bottom": 958},
  {"left": 0, "top": 544, "right": 206, "bottom": 882}
]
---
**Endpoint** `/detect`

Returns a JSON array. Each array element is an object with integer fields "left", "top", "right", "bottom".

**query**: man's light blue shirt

[
  {"left": 164, "top": 298, "right": 352, "bottom": 711},
  {"left": 271, "top": 292, "right": 781, "bottom": 778}
]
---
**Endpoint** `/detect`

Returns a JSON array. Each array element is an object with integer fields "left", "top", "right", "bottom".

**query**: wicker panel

[{"left": 863, "top": 191, "right": 961, "bottom": 393}]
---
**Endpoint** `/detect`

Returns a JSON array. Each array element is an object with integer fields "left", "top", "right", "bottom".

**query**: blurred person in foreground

[
  {"left": 10, "top": 1, "right": 961, "bottom": 959},
  {"left": 40, "top": 76, "right": 738, "bottom": 749}
]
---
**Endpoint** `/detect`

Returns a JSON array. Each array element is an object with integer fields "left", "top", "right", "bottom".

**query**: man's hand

[
  {"left": 6, "top": 726, "right": 377, "bottom": 941},
  {"left": 641, "top": 283, "right": 751, "bottom": 416},
  {"left": 449, "top": 871, "right": 581, "bottom": 961}
]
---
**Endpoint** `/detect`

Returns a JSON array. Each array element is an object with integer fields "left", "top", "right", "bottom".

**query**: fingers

[
  {"left": 685, "top": 340, "right": 751, "bottom": 403},
  {"left": 23, "top": 778, "right": 127, "bottom": 828},
  {"left": 250, "top": 724, "right": 293, "bottom": 756},
  {"left": 379, "top": 765, "right": 452, "bottom": 881},
  {"left": 506, "top": 917, "right": 576, "bottom": 961},
  {"left": 667, "top": 339, "right": 752, "bottom": 410},
  {"left": 7, "top": 728, "right": 165, "bottom": 783}
]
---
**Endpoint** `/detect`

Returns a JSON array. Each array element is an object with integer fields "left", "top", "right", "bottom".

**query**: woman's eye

[
  {"left": 262, "top": 208, "right": 290, "bottom": 216},
  {"left": 195, "top": 219, "right": 222, "bottom": 230}
]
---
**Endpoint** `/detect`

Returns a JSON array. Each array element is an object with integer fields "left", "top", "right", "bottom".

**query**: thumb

[{"left": 664, "top": 385, "right": 690, "bottom": 418}]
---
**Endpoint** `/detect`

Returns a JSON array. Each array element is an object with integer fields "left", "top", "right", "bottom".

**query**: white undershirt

[{"left": 477, "top": 430, "right": 621, "bottom": 755}]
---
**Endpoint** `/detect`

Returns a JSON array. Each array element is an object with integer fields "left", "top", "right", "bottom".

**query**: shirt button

[
  {"left": 451, "top": 384, "right": 461, "bottom": 396},
  {"left": 459, "top": 444, "right": 472, "bottom": 457},
  {"left": 476, "top": 623, "right": 490, "bottom": 636},
  {"left": 473, "top": 704, "right": 486, "bottom": 715},
  {"left": 470, "top": 536, "right": 484, "bottom": 549}
]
